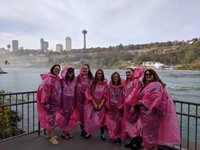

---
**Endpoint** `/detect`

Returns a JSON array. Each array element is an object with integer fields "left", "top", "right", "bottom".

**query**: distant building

[
  {"left": 65, "top": 37, "right": 71, "bottom": 51},
  {"left": 43, "top": 42, "right": 48, "bottom": 52},
  {"left": 7, "top": 44, "right": 11, "bottom": 51},
  {"left": 40, "top": 38, "right": 44, "bottom": 50},
  {"left": 153, "top": 62, "right": 169, "bottom": 69},
  {"left": 12, "top": 40, "right": 18, "bottom": 51},
  {"left": 187, "top": 38, "right": 199, "bottom": 44},
  {"left": 56, "top": 44, "right": 63, "bottom": 52},
  {"left": 0, "top": 48, "right": 9, "bottom": 55},
  {"left": 19, "top": 47, "right": 24, "bottom": 50},
  {"left": 142, "top": 61, "right": 155, "bottom": 67},
  {"left": 40, "top": 38, "right": 49, "bottom": 52},
  {"left": 142, "top": 61, "right": 170, "bottom": 70}
]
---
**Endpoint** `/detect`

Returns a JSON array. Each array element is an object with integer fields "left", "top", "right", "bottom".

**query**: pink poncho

[
  {"left": 123, "top": 76, "right": 142, "bottom": 138},
  {"left": 76, "top": 71, "right": 93, "bottom": 125},
  {"left": 56, "top": 66, "right": 78, "bottom": 131},
  {"left": 36, "top": 72, "right": 61, "bottom": 129},
  {"left": 105, "top": 79, "right": 126, "bottom": 140},
  {"left": 140, "top": 81, "right": 181, "bottom": 148},
  {"left": 84, "top": 79, "right": 108, "bottom": 134}
]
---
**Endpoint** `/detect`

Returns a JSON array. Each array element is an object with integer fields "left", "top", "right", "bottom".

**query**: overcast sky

[{"left": 0, "top": 0, "right": 199, "bottom": 50}]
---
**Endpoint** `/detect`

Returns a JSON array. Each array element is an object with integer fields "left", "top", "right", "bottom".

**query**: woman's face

[
  {"left": 82, "top": 65, "right": 89, "bottom": 76},
  {"left": 112, "top": 74, "right": 119, "bottom": 84},
  {"left": 53, "top": 66, "right": 60, "bottom": 75},
  {"left": 67, "top": 71, "right": 74, "bottom": 78},
  {"left": 96, "top": 70, "right": 103, "bottom": 80},
  {"left": 126, "top": 69, "right": 133, "bottom": 79},
  {"left": 145, "top": 71, "right": 154, "bottom": 81}
]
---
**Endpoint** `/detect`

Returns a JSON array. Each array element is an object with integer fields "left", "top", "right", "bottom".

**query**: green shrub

[{"left": 0, "top": 90, "right": 22, "bottom": 139}]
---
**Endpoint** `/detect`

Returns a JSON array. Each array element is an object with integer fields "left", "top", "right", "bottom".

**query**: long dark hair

[
  {"left": 65, "top": 67, "right": 75, "bottom": 83},
  {"left": 91, "top": 69, "right": 105, "bottom": 90},
  {"left": 111, "top": 72, "right": 121, "bottom": 86},
  {"left": 50, "top": 64, "right": 60, "bottom": 75},
  {"left": 142, "top": 69, "right": 166, "bottom": 87},
  {"left": 83, "top": 64, "right": 93, "bottom": 79}
]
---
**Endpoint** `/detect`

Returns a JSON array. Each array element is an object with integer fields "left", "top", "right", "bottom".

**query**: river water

[
  {"left": 0, "top": 68, "right": 200, "bottom": 143},
  {"left": 0, "top": 68, "right": 199, "bottom": 103}
]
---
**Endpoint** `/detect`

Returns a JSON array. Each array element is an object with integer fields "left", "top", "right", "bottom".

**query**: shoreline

[{"left": 2, "top": 66, "right": 200, "bottom": 71}]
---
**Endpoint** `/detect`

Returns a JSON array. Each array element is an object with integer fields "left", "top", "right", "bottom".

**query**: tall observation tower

[{"left": 82, "top": 29, "right": 87, "bottom": 49}]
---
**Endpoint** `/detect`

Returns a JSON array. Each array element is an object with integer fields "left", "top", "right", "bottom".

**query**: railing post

[
  {"left": 38, "top": 121, "right": 41, "bottom": 136},
  {"left": 0, "top": 91, "right": 38, "bottom": 142}
]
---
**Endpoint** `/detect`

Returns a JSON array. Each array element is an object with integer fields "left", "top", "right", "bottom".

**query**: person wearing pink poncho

[
  {"left": 105, "top": 72, "right": 125, "bottom": 146},
  {"left": 57, "top": 66, "right": 78, "bottom": 140},
  {"left": 84, "top": 69, "right": 108, "bottom": 141},
  {"left": 76, "top": 64, "right": 93, "bottom": 138},
  {"left": 36, "top": 64, "right": 61, "bottom": 145},
  {"left": 138, "top": 69, "right": 181, "bottom": 150},
  {"left": 123, "top": 67, "right": 144, "bottom": 149}
]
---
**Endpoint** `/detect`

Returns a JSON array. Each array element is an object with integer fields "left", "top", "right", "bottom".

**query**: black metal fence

[
  {"left": 0, "top": 91, "right": 200, "bottom": 150},
  {"left": 173, "top": 100, "right": 200, "bottom": 150},
  {"left": 0, "top": 91, "right": 39, "bottom": 141}
]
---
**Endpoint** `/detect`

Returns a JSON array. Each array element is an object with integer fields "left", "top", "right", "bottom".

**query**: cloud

[
  {"left": 0, "top": 0, "right": 200, "bottom": 50},
  {"left": 0, "top": 32, "right": 39, "bottom": 49}
]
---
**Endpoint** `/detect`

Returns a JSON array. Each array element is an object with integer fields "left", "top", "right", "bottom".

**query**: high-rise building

[
  {"left": 40, "top": 38, "right": 44, "bottom": 50},
  {"left": 40, "top": 38, "right": 49, "bottom": 52},
  {"left": 56, "top": 44, "right": 63, "bottom": 52},
  {"left": 12, "top": 40, "right": 18, "bottom": 51},
  {"left": 65, "top": 37, "right": 71, "bottom": 51},
  {"left": 43, "top": 42, "right": 48, "bottom": 52}
]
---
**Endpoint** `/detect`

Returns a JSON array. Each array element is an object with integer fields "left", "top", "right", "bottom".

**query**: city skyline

[
  {"left": 0, "top": 0, "right": 200, "bottom": 50},
  {"left": 0, "top": 36, "right": 72, "bottom": 51}
]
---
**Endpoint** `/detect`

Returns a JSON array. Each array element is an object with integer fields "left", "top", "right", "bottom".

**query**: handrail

[
  {"left": 0, "top": 91, "right": 39, "bottom": 141},
  {"left": 0, "top": 91, "right": 37, "bottom": 96},
  {"left": 0, "top": 91, "right": 200, "bottom": 150}
]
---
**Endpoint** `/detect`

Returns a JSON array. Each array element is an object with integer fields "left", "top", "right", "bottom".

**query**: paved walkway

[
  {"left": 0, "top": 126, "right": 140, "bottom": 150},
  {"left": 0, "top": 126, "right": 182, "bottom": 150}
]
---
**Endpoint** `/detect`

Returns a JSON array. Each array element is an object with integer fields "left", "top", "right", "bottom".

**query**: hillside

[{"left": 0, "top": 38, "right": 200, "bottom": 70}]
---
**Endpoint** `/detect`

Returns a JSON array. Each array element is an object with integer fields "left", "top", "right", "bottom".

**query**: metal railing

[
  {"left": 173, "top": 100, "right": 200, "bottom": 150},
  {"left": 0, "top": 91, "right": 200, "bottom": 150},
  {"left": 0, "top": 91, "right": 39, "bottom": 142}
]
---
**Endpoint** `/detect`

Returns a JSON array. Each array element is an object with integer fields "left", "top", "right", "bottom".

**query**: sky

[{"left": 0, "top": 0, "right": 200, "bottom": 50}]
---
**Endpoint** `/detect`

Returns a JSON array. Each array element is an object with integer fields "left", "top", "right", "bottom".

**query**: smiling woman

[
  {"left": 36, "top": 64, "right": 62, "bottom": 145},
  {"left": 139, "top": 69, "right": 181, "bottom": 150},
  {"left": 50, "top": 64, "right": 61, "bottom": 75}
]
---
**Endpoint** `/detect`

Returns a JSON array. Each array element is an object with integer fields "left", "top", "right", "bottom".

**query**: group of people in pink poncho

[{"left": 37, "top": 63, "right": 181, "bottom": 150}]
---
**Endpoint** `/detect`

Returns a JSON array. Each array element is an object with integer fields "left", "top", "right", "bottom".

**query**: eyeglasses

[{"left": 145, "top": 73, "right": 152, "bottom": 77}]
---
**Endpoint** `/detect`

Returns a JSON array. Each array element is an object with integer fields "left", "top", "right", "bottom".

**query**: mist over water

[{"left": 0, "top": 68, "right": 200, "bottom": 103}]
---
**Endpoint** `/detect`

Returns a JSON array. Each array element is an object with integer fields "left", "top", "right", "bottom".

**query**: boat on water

[{"left": 0, "top": 67, "right": 7, "bottom": 74}]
